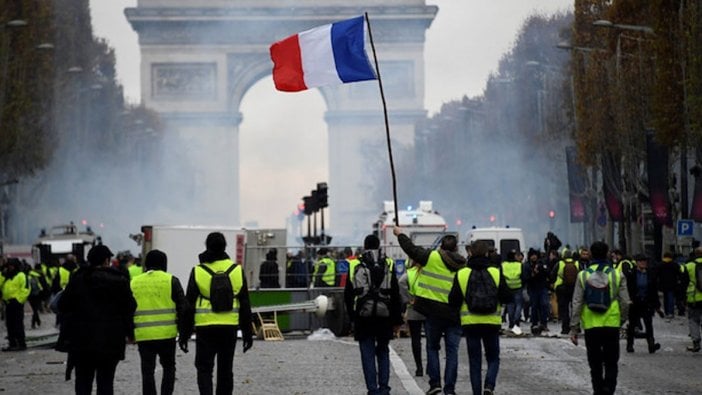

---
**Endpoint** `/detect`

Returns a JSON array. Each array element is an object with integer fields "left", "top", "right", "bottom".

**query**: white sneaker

[{"left": 511, "top": 325, "right": 523, "bottom": 335}]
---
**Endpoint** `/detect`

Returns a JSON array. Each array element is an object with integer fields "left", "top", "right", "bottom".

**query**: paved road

[{"left": 1, "top": 309, "right": 700, "bottom": 394}]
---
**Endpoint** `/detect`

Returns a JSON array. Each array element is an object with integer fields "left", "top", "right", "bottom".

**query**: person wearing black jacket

[
  {"left": 344, "top": 235, "right": 402, "bottom": 395},
  {"left": 57, "top": 245, "right": 137, "bottom": 395},
  {"left": 449, "top": 241, "right": 512, "bottom": 395},
  {"left": 258, "top": 249, "right": 281, "bottom": 289},
  {"left": 625, "top": 254, "right": 662, "bottom": 353},
  {"left": 393, "top": 227, "right": 466, "bottom": 395},
  {"left": 183, "top": 232, "right": 253, "bottom": 395},
  {"left": 526, "top": 249, "right": 551, "bottom": 335}
]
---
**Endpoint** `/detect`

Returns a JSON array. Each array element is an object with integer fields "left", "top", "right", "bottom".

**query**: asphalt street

[{"left": 0, "top": 309, "right": 700, "bottom": 394}]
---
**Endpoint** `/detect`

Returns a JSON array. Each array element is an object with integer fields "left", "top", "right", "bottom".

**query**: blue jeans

[
  {"left": 663, "top": 291, "right": 676, "bottom": 317},
  {"left": 424, "top": 316, "right": 462, "bottom": 393},
  {"left": 505, "top": 289, "right": 523, "bottom": 328},
  {"left": 358, "top": 337, "right": 391, "bottom": 395},
  {"left": 529, "top": 288, "right": 550, "bottom": 327},
  {"left": 465, "top": 325, "right": 500, "bottom": 395}
]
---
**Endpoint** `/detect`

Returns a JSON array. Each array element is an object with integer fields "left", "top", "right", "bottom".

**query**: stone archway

[{"left": 126, "top": 1, "right": 437, "bottom": 242}]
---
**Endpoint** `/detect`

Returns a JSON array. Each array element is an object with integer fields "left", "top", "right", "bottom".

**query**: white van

[{"left": 465, "top": 227, "right": 525, "bottom": 260}]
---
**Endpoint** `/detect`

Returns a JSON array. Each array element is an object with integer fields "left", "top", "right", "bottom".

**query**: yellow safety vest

[
  {"left": 313, "top": 257, "right": 336, "bottom": 286},
  {"left": 457, "top": 266, "right": 501, "bottom": 325},
  {"left": 501, "top": 260, "right": 522, "bottom": 290},
  {"left": 128, "top": 265, "right": 144, "bottom": 279},
  {"left": 347, "top": 258, "right": 361, "bottom": 283},
  {"left": 58, "top": 266, "right": 73, "bottom": 290},
  {"left": 407, "top": 266, "right": 421, "bottom": 296},
  {"left": 414, "top": 251, "right": 456, "bottom": 304},
  {"left": 194, "top": 259, "right": 243, "bottom": 327},
  {"left": 131, "top": 270, "right": 178, "bottom": 341},
  {"left": 579, "top": 264, "right": 622, "bottom": 329},
  {"left": 1, "top": 272, "right": 30, "bottom": 304},
  {"left": 685, "top": 258, "right": 702, "bottom": 304}
]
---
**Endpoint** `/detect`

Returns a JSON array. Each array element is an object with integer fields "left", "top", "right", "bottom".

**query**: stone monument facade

[{"left": 126, "top": 0, "right": 436, "bottom": 242}]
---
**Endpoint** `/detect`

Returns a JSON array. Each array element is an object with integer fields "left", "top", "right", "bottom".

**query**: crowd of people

[{"left": 1, "top": 229, "right": 702, "bottom": 395}]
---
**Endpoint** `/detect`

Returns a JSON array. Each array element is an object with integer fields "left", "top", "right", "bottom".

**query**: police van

[{"left": 465, "top": 227, "right": 525, "bottom": 261}]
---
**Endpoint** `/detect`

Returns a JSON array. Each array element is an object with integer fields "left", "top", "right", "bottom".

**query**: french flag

[{"left": 270, "top": 15, "right": 377, "bottom": 92}]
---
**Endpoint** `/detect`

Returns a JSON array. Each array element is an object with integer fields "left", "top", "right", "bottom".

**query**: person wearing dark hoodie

[
  {"left": 57, "top": 244, "right": 137, "bottom": 395},
  {"left": 258, "top": 248, "right": 281, "bottom": 289},
  {"left": 344, "top": 235, "right": 403, "bottom": 395},
  {"left": 526, "top": 249, "right": 551, "bottom": 335},
  {"left": 624, "top": 254, "right": 662, "bottom": 354},
  {"left": 393, "top": 226, "right": 466, "bottom": 395},
  {"left": 183, "top": 232, "right": 253, "bottom": 395},
  {"left": 131, "top": 249, "right": 188, "bottom": 395},
  {"left": 450, "top": 241, "right": 512, "bottom": 395}
]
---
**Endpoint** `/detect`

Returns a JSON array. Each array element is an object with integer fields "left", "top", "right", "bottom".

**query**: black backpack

[
  {"left": 465, "top": 268, "right": 499, "bottom": 314},
  {"left": 199, "top": 263, "right": 237, "bottom": 312}
]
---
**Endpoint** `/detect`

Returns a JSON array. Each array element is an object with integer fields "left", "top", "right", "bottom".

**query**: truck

[
  {"left": 373, "top": 200, "right": 450, "bottom": 261},
  {"left": 33, "top": 223, "right": 100, "bottom": 266},
  {"left": 465, "top": 226, "right": 526, "bottom": 261}
]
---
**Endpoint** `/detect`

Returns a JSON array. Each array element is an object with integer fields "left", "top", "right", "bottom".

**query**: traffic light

[
  {"left": 548, "top": 210, "right": 556, "bottom": 219},
  {"left": 316, "top": 182, "right": 328, "bottom": 208},
  {"left": 303, "top": 195, "right": 314, "bottom": 215}
]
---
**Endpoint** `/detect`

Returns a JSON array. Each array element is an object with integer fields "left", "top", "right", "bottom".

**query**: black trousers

[
  {"left": 584, "top": 327, "right": 620, "bottom": 395},
  {"left": 195, "top": 325, "right": 238, "bottom": 395},
  {"left": 73, "top": 353, "right": 120, "bottom": 395},
  {"left": 408, "top": 320, "right": 424, "bottom": 372},
  {"left": 556, "top": 286, "right": 574, "bottom": 333},
  {"left": 4, "top": 300, "right": 26, "bottom": 347},
  {"left": 627, "top": 303, "right": 655, "bottom": 348},
  {"left": 28, "top": 296, "right": 42, "bottom": 328},
  {"left": 138, "top": 339, "right": 176, "bottom": 395}
]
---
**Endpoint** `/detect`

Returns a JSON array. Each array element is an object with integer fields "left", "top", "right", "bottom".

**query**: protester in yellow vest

[
  {"left": 501, "top": 250, "right": 525, "bottom": 334},
  {"left": 398, "top": 260, "right": 426, "bottom": 377},
  {"left": 2, "top": 259, "right": 30, "bottom": 351},
  {"left": 682, "top": 247, "right": 702, "bottom": 352},
  {"left": 312, "top": 248, "right": 336, "bottom": 287},
  {"left": 394, "top": 226, "right": 466, "bottom": 395},
  {"left": 570, "top": 241, "right": 630, "bottom": 395},
  {"left": 184, "top": 232, "right": 253, "bottom": 394},
  {"left": 131, "top": 249, "right": 188, "bottom": 395},
  {"left": 449, "top": 241, "right": 512, "bottom": 395}
]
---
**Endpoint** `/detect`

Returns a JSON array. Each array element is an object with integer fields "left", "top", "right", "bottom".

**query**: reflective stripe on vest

[
  {"left": 501, "top": 261, "right": 522, "bottom": 289},
  {"left": 194, "top": 259, "right": 243, "bottom": 326},
  {"left": 579, "top": 264, "right": 622, "bottom": 329},
  {"left": 131, "top": 270, "right": 177, "bottom": 341},
  {"left": 685, "top": 258, "right": 702, "bottom": 303},
  {"left": 457, "top": 267, "right": 501, "bottom": 325},
  {"left": 414, "top": 251, "right": 456, "bottom": 304}
]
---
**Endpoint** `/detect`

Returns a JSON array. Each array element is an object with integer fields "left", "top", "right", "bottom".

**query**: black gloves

[
  {"left": 242, "top": 332, "right": 253, "bottom": 353},
  {"left": 178, "top": 336, "right": 189, "bottom": 353}
]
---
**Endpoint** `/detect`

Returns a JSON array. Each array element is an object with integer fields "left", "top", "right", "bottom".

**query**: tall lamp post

[{"left": 593, "top": 19, "right": 658, "bottom": 254}]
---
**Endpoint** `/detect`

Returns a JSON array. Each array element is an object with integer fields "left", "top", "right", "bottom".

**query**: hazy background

[{"left": 83, "top": 1, "right": 573, "bottom": 250}]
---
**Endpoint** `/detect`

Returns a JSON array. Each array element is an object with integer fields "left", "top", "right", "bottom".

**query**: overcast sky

[{"left": 89, "top": 1, "right": 573, "bottom": 231}]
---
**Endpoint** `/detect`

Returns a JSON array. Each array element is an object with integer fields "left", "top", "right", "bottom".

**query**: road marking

[
  {"left": 335, "top": 339, "right": 423, "bottom": 394},
  {"left": 389, "top": 345, "right": 424, "bottom": 395}
]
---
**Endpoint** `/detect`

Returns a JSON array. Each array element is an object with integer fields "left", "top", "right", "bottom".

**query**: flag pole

[{"left": 364, "top": 12, "right": 400, "bottom": 226}]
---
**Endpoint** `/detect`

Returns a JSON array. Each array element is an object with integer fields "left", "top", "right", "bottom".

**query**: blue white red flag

[{"left": 269, "top": 15, "right": 377, "bottom": 92}]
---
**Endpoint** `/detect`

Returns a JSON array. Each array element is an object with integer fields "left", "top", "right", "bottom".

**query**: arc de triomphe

[{"left": 126, "top": 0, "right": 437, "bottom": 243}]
